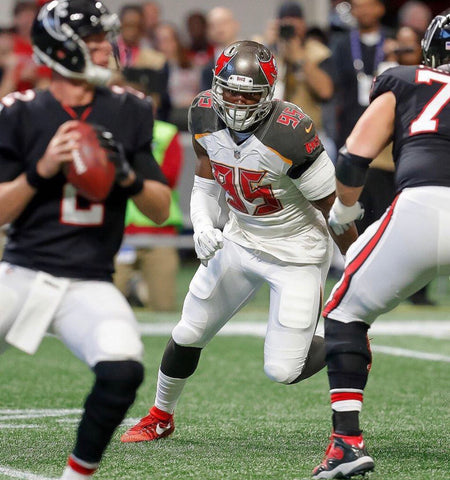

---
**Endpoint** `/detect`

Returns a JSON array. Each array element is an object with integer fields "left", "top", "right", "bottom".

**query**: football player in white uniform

[{"left": 121, "top": 41, "right": 357, "bottom": 443}]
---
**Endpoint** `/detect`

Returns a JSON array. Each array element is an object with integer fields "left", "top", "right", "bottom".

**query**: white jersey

[{"left": 189, "top": 92, "right": 336, "bottom": 263}]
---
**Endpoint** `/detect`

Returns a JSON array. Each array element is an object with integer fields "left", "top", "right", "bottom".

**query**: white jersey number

[
  {"left": 60, "top": 184, "right": 104, "bottom": 225},
  {"left": 410, "top": 69, "right": 450, "bottom": 135}
]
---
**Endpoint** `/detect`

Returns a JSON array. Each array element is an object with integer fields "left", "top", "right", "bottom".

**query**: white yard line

[
  {"left": 371, "top": 345, "right": 450, "bottom": 362},
  {"left": 139, "top": 320, "right": 450, "bottom": 339},
  {"left": 0, "top": 466, "right": 55, "bottom": 480}
]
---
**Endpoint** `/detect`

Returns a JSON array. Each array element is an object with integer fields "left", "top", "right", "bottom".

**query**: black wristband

[
  {"left": 335, "top": 147, "right": 372, "bottom": 187},
  {"left": 120, "top": 172, "right": 144, "bottom": 197},
  {"left": 26, "top": 164, "right": 50, "bottom": 190}
]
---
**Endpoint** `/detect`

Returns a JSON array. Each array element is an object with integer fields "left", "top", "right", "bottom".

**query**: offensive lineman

[
  {"left": 121, "top": 41, "right": 357, "bottom": 443},
  {"left": 312, "top": 13, "right": 450, "bottom": 479},
  {"left": 0, "top": 1, "right": 170, "bottom": 479}
]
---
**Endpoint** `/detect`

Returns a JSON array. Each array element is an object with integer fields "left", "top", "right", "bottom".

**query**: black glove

[{"left": 93, "top": 125, "right": 133, "bottom": 183}]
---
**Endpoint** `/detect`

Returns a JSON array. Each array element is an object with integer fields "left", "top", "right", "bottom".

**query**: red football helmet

[{"left": 212, "top": 41, "right": 277, "bottom": 131}]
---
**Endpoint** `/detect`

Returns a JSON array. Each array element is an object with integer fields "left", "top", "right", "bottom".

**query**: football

[{"left": 65, "top": 122, "right": 116, "bottom": 202}]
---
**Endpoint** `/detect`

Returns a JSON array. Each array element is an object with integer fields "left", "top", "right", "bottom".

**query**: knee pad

[
  {"left": 172, "top": 321, "right": 205, "bottom": 347},
  {"left": 264, "top": 363, "right": 292, "bottom": 384},
  {"left": 160, "top": 338, "right": 202, "bottom": 379},
  {"left": 325, "top": 319, "right": 371, "bottom": 390}
]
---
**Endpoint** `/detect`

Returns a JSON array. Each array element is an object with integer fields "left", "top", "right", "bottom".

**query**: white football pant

[
  {"left": 172, "top": 239, "right": 331, "bottom": 384},
  {"left": 0, "top": 263, "right": 143, "bottom": 366},
  {"left": 325, "top": 186, "right": 450, "bottom": 324}
]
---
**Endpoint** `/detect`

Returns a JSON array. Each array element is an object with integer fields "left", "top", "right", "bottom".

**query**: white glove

[
  {"left": 328, "top": 198, "right": 364, "bottom": 235},
  {"left": 193, "top": 227, "right": 224, "bottom": 263}
]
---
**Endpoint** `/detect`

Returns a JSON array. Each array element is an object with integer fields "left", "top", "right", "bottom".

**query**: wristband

[
  {"left": 26, "top": 164, "right": 50, "bottom": 190},
  {"left": 120, "top": 172, "right": 144, "bottom": 197},
  {"left": 335, "top": 147, "right": 371, "bottom": 187}
]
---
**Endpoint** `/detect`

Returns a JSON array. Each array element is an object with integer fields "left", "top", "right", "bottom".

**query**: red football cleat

[{"left": 121, "top": 406, "right": 175, "bottom": 443}]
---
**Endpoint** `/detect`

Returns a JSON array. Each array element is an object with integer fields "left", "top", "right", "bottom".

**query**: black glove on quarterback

[{"left": 93, "top": 125, "right": 133, "bottom": 183}]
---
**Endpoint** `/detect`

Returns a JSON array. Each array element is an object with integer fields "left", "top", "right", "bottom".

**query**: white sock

[
  {"left": 60, "top": 466, "right": 92, "bottom": 480},
  {"left": 154, "top": 369, "right": 188, "bottom": 414}
]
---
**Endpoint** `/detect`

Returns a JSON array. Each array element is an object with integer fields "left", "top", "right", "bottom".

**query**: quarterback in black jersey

[
  {"left": 0, "top": 1, "right": 170, "bottom": 479},
  {"left": 312, "top": 13, "right": 450, "bottom": 480}
]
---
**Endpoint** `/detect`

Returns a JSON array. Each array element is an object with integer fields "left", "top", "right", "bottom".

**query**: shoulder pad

[
  {"left": 188, "top": 90, "right": 224, "bottom": 136},
  {"left": 256, "top": 100, "right": 324, "bottom": 177}
]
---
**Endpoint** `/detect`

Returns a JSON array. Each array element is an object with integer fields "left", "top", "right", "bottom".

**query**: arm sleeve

[
  {"left": 290, "top": 150, "right": 336, "bottom": 201},
  {"left": 190, "top": 175, "right": 222, "bottom": 232}
]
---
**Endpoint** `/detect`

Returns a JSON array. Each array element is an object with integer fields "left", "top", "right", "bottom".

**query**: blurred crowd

[
  {"left": 0, "top": 0, "right": 444, "bottom": 308},
  {"left": 0, "top": 0, "right": 439, "bottom": 135}
]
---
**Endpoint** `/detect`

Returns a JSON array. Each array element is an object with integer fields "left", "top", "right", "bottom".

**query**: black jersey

[
  {"left": 371, "top": 65, "right": 450, "bottom": 191},
  {"left": 0, "top": 87, "right": 166, "bottom": 281}
]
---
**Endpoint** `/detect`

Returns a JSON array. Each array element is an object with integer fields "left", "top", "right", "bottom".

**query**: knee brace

[
  {"left": 160, "top": 338, "right": 202, "bottom": 379},
  {"left": 325, "top": 319, "right": 371, "bottom": 390},
  {"left": 74, "top": 360, "right": 144, "bottom": 463}
]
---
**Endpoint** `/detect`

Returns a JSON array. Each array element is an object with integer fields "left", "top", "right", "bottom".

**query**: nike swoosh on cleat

[
  {"left": 305, "top": 123, "right": 313, "bottom": 133},
  {"left": 357, "top": 441, "right": 365, "bottom": 449},
  {"left": 156, "top": 423, "right": 171, "bottom": 435}
]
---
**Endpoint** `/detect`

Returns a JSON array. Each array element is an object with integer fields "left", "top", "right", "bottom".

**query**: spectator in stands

[
  {"left": 271, "top": 1, "right": 336, "bottom": 160},
  {"left": 155, "top": 22, "right": 201, "bottom": 131},
  {"left": 398, "top": 1, "right": 432, "bottom": 33},
  {"left": 0, "top": 28, "right": 14, "bottom": 95},
  {"left": 141, "top": 1, "right": 161, "bottom": 49},
  {"left": 200, "top": 7, "right": 240, "bottom": 91},
  {"left": 116, "top": 4, "right": 169, "bottom": 120},
  {"left": 185, "top": 11, "right": 214, "bottom": 68},
  {"left": 0, "top": 1, "right": 51, "bottom": 96},
  {"left": 331, "top": 0, "right": 392, "bottom": 150},
  {"left": 115, "top": 118, "right": 184, "bottom": 311}
]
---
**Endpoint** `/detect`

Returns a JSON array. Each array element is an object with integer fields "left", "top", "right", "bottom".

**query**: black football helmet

[
  {"left": 31, "top": 0, "right": 120, "bottom": 85},
  {"left": 422, "top": 13, "right": 450, "bottom": 68},
  {"left": 211, "top": 40, "right": 277, "bottom": 131}
]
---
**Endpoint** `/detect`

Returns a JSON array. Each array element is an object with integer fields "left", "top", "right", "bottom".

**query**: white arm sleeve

[
  {"left": 291, "top": 151, "right": 336, "bottom": 201},
  {"left": 190, "top": 175, "right": 222, "bottom": 232}
]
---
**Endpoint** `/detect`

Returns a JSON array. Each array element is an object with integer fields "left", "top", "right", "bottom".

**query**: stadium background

[{"left": 0, "top": 1, "right": 449, "bottom": 35}]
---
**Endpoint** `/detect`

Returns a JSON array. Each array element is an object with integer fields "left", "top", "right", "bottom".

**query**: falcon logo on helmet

[
  {"left": 212, "top": 40, "right": 278, "bottom": 131},
  {"left": 31, "top": 0, "right": 120, "bottom": 86}
]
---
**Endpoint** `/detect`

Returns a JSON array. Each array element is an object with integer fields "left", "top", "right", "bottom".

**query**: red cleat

[{"left": 121, "top": 406, "right": 174, "bottom": 443}]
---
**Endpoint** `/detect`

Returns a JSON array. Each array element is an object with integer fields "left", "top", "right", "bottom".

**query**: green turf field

[{"left": 0, "top": 260, "right": 449, "bottom": 480}]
